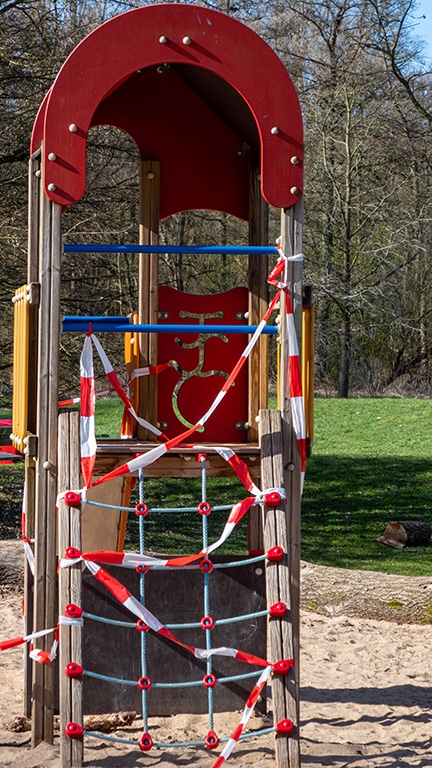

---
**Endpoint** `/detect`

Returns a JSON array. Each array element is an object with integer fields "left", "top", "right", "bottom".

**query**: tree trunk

[{"left": 377, "top": 520, "right": 432, "bottom": 549}]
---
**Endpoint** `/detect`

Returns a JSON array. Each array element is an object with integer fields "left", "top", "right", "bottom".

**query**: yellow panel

[{"left": 11, "top": 285, "right": 30, "bottom": 452}]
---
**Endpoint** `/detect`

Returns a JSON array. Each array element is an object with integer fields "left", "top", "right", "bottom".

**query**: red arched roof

[{"left": 32, "top": 3, "right": 303, "bottom": 218}]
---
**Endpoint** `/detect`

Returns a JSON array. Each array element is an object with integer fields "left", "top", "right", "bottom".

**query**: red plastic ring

[
  {"left": 136, "top": 619, "right": 149, "bottom": 632},
  {"left": 64, "top": 546, "right": 82, "bottom": 560},
  {"left": 136, "top": 564, "right": 150, "bottom": 574},
  {"left": 264, "top": 491, "right": 282, "bottom": 506},
  {"left": 65, "top": 721, "right": 84, "bottom": 738},
  {"left": 196, "top": 453, "right": 208, "bottom": 463},
  {"left": 267, "top": 546, "right": 284, "bottom": 562},
  {"left": 198, "top": 501, "right": 212, "bottom": 516},
  {"left": 199, "top": 557, "right": 213, "bottom": 573},
  {"left": 276, "top": 718, "right": 294, "bottom": 735},
  {"left": 138, "top": 676, "right": 152, "bottom": 691},
  {"left": 269, "top": 601, "right": 287, "bottom": 618},
  {"left": 65, "top": 662, "right": 83, "bottom": 679},
  {"left": 205, "top": 729, "right": 219, "bottom": 748},
  {"left": 64, "top": 603, "right": 83, "bottom": 618},
  {"left": 203, "top": 673, "right": 217, "bottom": 689},
  {"left": 201, "top": 615, "right": 214, "bottom": 631},
  {"left": 139, "top": 732, "right": 153, "bottom": 751},
  {"left": 272, "top": 658, "right": 295, "bottom": 675},
  {"left": 64, "top": 491, "right": 82, "bottom": 507},
  {"left": 135, "top": 502, "right": 149, "bottom": 517}
]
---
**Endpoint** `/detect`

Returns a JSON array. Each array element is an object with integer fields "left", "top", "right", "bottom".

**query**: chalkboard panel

[{"left": 82, "top": 556, "right": 267, "bottom": 715}]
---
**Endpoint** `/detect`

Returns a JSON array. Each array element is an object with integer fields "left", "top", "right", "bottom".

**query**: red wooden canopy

[{"left": 31, "top": 3, "right": 303, "bottom": 219}]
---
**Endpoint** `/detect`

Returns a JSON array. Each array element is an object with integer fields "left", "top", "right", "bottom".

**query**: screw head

[
  {"left": 47, "top": 184, "right": 56, "bottom": 193},
  {"left": 183, "top": 36, "right": 191, "bottom": 45},
  {"left": 159, "top": 35, "right": 167, "bottom": 44},
  {"left": 69, "top": 123, "right": 78, "bottom": 132},
  {"left": 291, "top": 156, "right": 300, "bottom": 164},
  {"left": 48, "top": 152, "right": 57, "bottom": 161},
  {"left": 290, "top": 186, "right": 300, "bottom": 195},
  {"left": 271, "top": 126, "right": 280, "bottom": 135}
]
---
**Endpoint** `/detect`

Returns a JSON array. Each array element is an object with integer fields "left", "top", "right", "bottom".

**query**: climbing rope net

[{"left": 3, "top": 243, "right": 305, "bottom": 767}]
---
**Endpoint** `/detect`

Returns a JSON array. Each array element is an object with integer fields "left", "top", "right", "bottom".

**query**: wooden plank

[
  {"left": 23, "top": 455, "right": 35, "bottom": 716},
  {"left": 259, "top": 409, "right": 300, "bottom": 768},
  {"left": 43, "top": 201, "right": 62, "bottom": 742},
  {"left": 27, "top": 156, "right": 40, "bottom": 438},
  {"left": 138, "top": 160, "right": 159, "bottom": 440},
  {"left": 280, "top": 200, "right": 303, "bottom": 734},
  {"left": 32, "top": 168, "right": 51, "bottom": 748},
  {"left": 58, "top": 409, "right": 83, "bottom": 768},
  {"left": 82, "top": 477, "right": 127, "bottom": 551}
]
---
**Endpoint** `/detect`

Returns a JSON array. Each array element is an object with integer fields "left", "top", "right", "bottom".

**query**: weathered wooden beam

[
  {"left": 58, "top": 409, "right": 83, "bottom": 768},
  {"left": 260, "top": 408, "right": 300, "bottom": 768},
  {"left": 138, "top": 159, "right": 159, "bottom": 440}
]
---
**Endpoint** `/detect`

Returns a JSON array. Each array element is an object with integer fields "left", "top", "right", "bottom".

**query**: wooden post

[
  {"left": 24, "top": 150, "right": 41, "bottom": 716},
  {"left": 138, "top": 159, "right": 159, "bottom": 439},
  {"left": 280, "top": 198, "right": 304, "bottom": 714},
  {"left": 32, "top": 174, "right": 62, "bottom": 746},
  {"left": 58, "top": 409, "right": 83, "bottom": 768},
  {"left": 248, "top": 164, "right": 268, "bottom": 553},
  {"left": 260, "top": 409, "right": 299, "bottom": 768}
]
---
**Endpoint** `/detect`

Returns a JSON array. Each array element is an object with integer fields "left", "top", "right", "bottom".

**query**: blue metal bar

[
  {"left": 64, "top": 243, "right": 278, "bottom": 255},
  {"left": 85, "top": 498, "right": 235, "bottom": 514},
  {"left": 62, "top": 320, "right": 278, "bottom": 335},
  {"left": 83, "top": 605, "right": 268, "bottom": 631}
]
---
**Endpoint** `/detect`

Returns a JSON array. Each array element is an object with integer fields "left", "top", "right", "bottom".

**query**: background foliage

[{"left": 0, "top": 0, "right": 431, "bottom": 399}]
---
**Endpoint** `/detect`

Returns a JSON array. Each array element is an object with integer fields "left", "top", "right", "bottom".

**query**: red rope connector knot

[
  {"left": 136, "top": 564, "right": 150, "bottom": 575},
  {"left": 135, "top": 502, "right": 148, "bottom": 517},
  {"left": 203, "top": 673, "right": 217, "bottom": 689},
  {"left": 138, "top": 676, "right": 152, "bottom": 691},
  {"left": 269, "top": 601, "right": 287, "bottom": 618},
  {"left": 64, "top": 491, "right": 82, "bottom": 508},
  {"left": 64, "top": 603, "right": 83, "bottom": 619},
  {"left": 65, "top": 662, "right": 83, "bottom": 679},
  {"left": 201, "top": 615, "right": 215, "bottom": 631},
  {"left": 65, "top": 722, "right": 84, "bottom": 739},
  {"left": 205, "top": 729, "right": 219, "bottom": 749},
  {"left": 276, "top": 718, "right": 294, "bottom": 736},
  {"left": 139, "top": 732, "right": 153, "bottom": 751},
  {"left": 64, "top": 546, "right": 82, "bottom": 560},
  {"left": 264, "top": 491, "right": 282, "bottom": 507},
  {"left": 196, "top": 453, "right": 208, "bottom": 463},
  {"left": 200, "top": 557, "right": 213, "bottom": 573},
  {"left": 198, "top": 501, "right": 212, "bottom": 516},
  {"left": 267, "top": 546, "right": 284, "bottom": 562},
  {"left": 136, "top": 619, "right": 150, "bottom": 633},
  {"left": 272, "top": 658, "right": 295, "bottom": 675}
]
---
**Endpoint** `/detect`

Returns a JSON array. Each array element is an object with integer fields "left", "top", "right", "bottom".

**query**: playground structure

[{"left": 9, "top": 5, "right": 311, "bottom": 768}]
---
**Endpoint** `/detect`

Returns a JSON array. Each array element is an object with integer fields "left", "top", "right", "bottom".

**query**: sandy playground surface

[{"left": 0, "top": 545, "right": 432, "bottom": 767}]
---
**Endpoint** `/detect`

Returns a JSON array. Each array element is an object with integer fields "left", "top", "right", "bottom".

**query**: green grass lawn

[{"left": 1, "top": 397, "right": 431, "bottom": 575}]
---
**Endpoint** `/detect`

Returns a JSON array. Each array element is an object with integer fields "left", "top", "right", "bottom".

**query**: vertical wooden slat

[
  {"left": 32, "top": 169, "right": 51, "bottom": 747},
  {"left": 248, "top": 165, "right": 269, "bottom": 553},
  {"left": 138, "top": 159, "right": 159, "bottom": 439},
  {"left": 43, "top": 201, "right": 62, "bottom": 741},
  {"left": 280, "top": 198, "right": 304, "bottom": 717},
  {"left": 24, "top": 151, "right": 41, "bottom": 716},
  {"left": 260, "top": 409, "right": 299, "bottom": 768},
  {"left": 59, "top": 409, "right": 82, "bottom": 768}
]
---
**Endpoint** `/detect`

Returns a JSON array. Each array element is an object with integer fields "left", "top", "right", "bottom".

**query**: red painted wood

[
  {"left": 157, "top": 286, "right": 248, "bottom": 443},
  {"left": 32, "top": 4, "right": 303, "bottom": 215}
]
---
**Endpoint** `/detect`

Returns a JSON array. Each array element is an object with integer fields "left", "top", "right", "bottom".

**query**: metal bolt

[
  {"left": 35, "top": 170, "right": 41, "bottom": 178},
  {"left": 159, "top": 35, "right": 167, "bottom": 44},
  {"left": 43, "top": 460, "right": 53, "bottom": 470},
  {"left": 287, "top": 462, "right": 295, "bottom": 471},
  {"left": 291, "top": 156, "right": 300, "bottom": 165},
  {"left": 147, "top": 171, "right": 155, "bottom": 179},
  {"left": 183, "top": 36, "right": 191, "bottom": 45},
  {"left": 271, "top": 126, "right": 280, "bottom": 135},
  {"left": 69, "top": 123, "right": 78, "bottom": 133},
  {"left": 290, "top": 186, "right": 299, "bottom": 195},
  {"left": 47, "top": 183, "right": 56, "bottom": 192},
  {"left": 255, "top": 568, "right": 263, "bottom": 576},
  {"left": 48, "top": 152, "right": 57, "bottom": 161}
]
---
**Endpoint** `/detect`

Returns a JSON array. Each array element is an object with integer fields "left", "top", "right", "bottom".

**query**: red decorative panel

[{"left": 157, "top": 286, "right": 248, "bottom": 443}]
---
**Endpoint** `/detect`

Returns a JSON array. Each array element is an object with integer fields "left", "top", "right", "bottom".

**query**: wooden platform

[{"left": 94, "top": 440, "right": 261, "bottom": 478}]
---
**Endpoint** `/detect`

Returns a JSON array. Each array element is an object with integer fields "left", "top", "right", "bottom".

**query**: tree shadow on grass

[{"left": 301, "top": 455, "right": 432, "bottom": 573}]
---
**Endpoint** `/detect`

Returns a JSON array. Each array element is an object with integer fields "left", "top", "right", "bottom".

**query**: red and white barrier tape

[
  {"left": 0, "top": 626, "right": 58, "bottom": 663},
  {"left": 128, "top": 363, "right": 170, "bottom": 382},
  {"left": 90, "top": 333, "right": 167, "bottom": 441},
  {"left": 212, "top": 664, "right": 272, "bottom": 768},
  {"left": 76, "top": 560, "right": 271, "bottom": 668},
  {"left": 58, "top": 389, "right": 112, "bottom": 408},
  {"left": 80, "top": 334, "right": 97, "bottom": 487}
]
